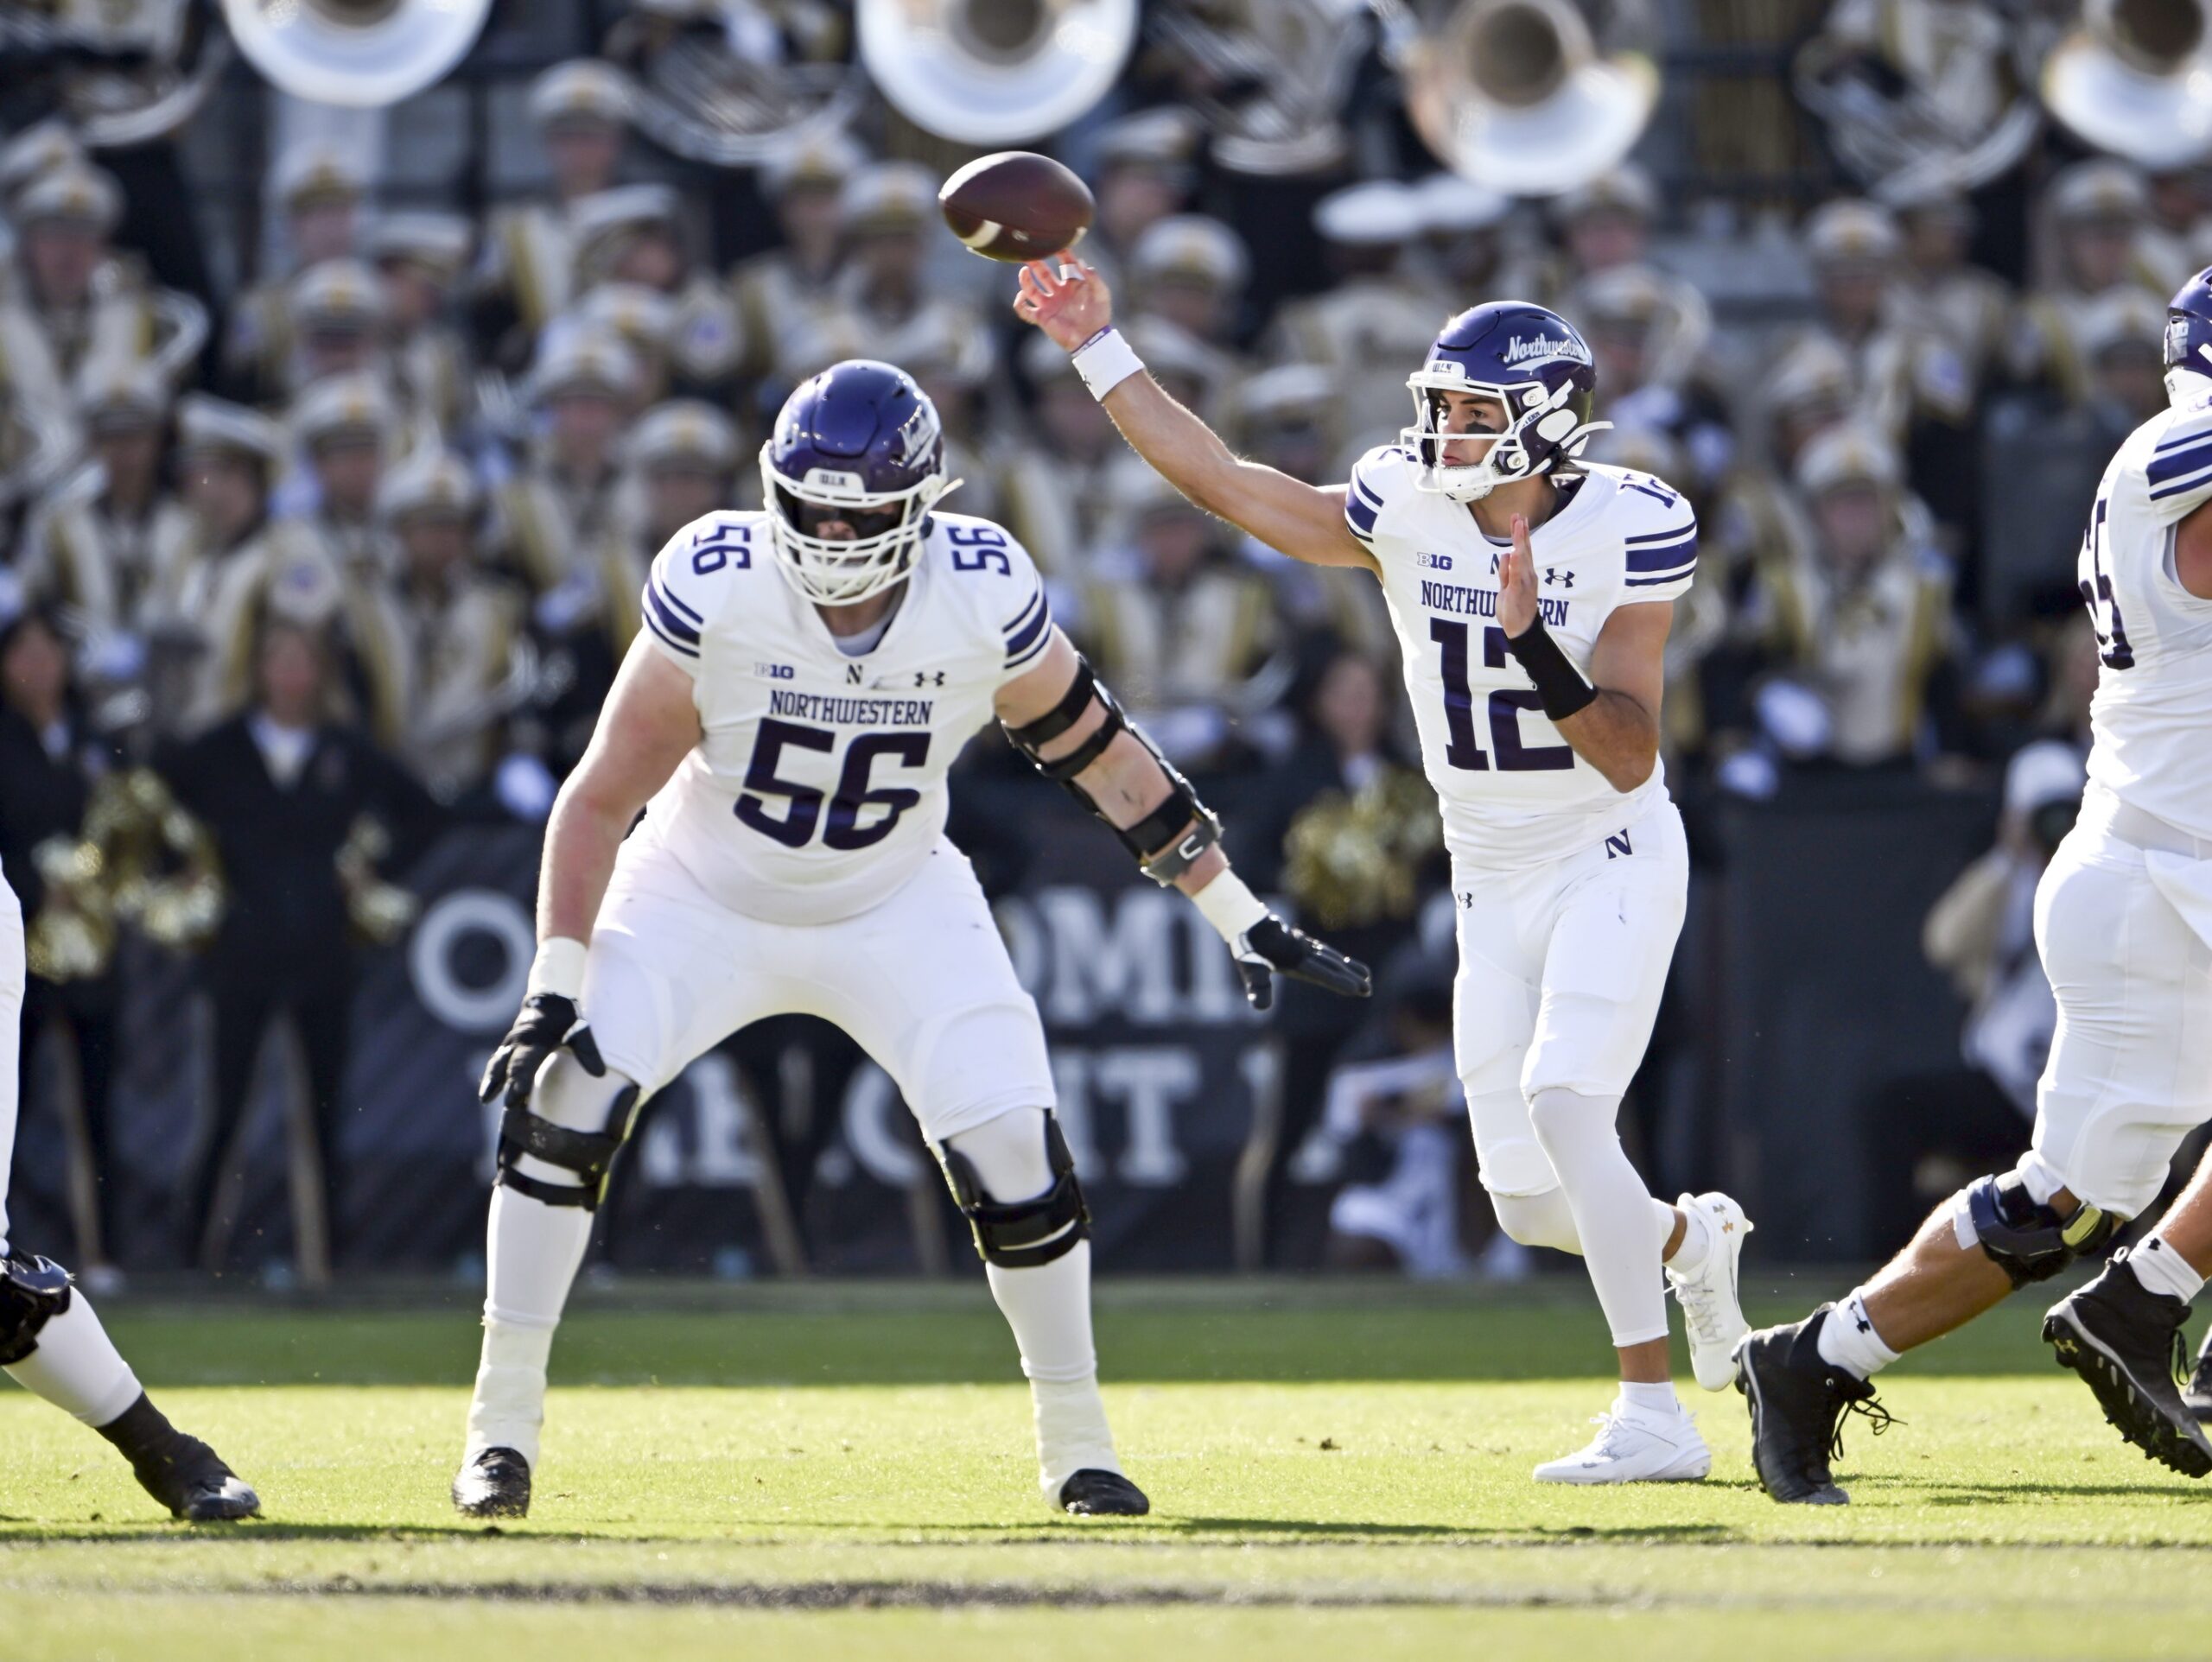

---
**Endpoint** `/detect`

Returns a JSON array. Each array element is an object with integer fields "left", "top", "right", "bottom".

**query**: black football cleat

[
  {"left": 96, "top": 1397, "right": 258, "bottom": 1522},
  {"left": 1734, "top": 1304, "right": 1896, "bottom": 1505},
  {"left": 1058, "top": 1469, "right": 1149, "bottom": 1516},
  {"left": 453, "top": 1447, "right": 532, "bottom": 1519},
  {"left": 130, "top": 1433, "right": 260, "bottom": 1522},
  {"left": 2044, "top": 1252, "right": 2212, "bottom": 1479},
  {"left": 2183, "top": 1333, "right": 2212, "bottom": 1422}
]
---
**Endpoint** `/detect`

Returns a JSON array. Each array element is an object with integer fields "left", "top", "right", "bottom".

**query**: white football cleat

[
  {"left": 1669, "top": 1189, "right": 1753, "bottom": 1391},
  {"left": 1533, "top": 1403, "right": 1713, "bottom": 1484}
]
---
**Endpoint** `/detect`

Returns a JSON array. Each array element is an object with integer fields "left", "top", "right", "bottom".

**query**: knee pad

[
  {"left": 495, "top": 1062, "right": 642, "bottom": 1213},
  {"left": 939, "top": 1111, "right": 1090, "bottom": 1270},
  {"left": 0, "top": 1253, "right": 73, "bottom": 1367},
  {"left": 1491, "top": 1188, "right": 1584, "bottom": 1254},
  {"left": 1961, "top": 1171, "right": 2117, "bottom": 1289}
]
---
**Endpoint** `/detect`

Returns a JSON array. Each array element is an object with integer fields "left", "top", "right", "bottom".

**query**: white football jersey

[
  {"left": 2079, "top": 395, "right": 2212, "bottom": 843},
  {"left": 635, "top": 508, "right": 1054, "bottom": 924},
  {"left": 1344, "top": 447, "right": 1695, "bottom": 867}
]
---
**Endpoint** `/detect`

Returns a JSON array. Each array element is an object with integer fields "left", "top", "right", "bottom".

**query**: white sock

[
  {"left": 3, "top": 1291, "right": 144, "bottom": 1427},
  {"left": 987, "top": 1243, "right": 1120, "bottom": 1500},
  {"left": 1815, "top": 1287, "right": 1900, "bottom": 1380},
  {"left": 467, "top": 1183, "right": 594, "bottom": 1468},
  {"left": 1528, "top": 1088, "right": 1671, "bottom": 1348},
  {"left": 1664, "top": 1201, "right": 1712, "bottom": 1275},
  {"left": 2129, "top": 1236, "right": 2208, "bottom": 1304},
  {"left": 1617, "top": 1380, "right": 1680, "bottom": 1419}
]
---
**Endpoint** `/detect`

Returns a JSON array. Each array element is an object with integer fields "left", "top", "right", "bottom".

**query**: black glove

[
  {"left": 478, "top": 993, "right": 605, "bottom": 1107},
  {"left": 1230, "top": 915, "right": 1373, "bottom": 1012}
]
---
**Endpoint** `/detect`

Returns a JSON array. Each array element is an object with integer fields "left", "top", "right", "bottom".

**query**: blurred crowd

[{"left": 1, "top": 3, "right": 2186, "bottom": 1278}]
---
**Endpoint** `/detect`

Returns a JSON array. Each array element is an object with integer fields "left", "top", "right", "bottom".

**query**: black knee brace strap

[
  {"left": 1967, "top": 1172, "right": 2116, "bottom": 1289},
  {"left": 1001, "top": 654, "right": 1222, "bottom": 885},
  {"left": 494, "top": 1085, "right": 641, "bottom": 1212},
  {"left": 940, "top": 1114, "right": 1091, "bottom": 1270},
  {"left": 0, "top": 1253, "right": 73, "bottom": 1366}
]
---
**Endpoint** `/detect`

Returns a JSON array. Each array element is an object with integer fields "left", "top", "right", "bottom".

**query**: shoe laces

[
  {"left": 1672, "top": 1268, "right": 1729, "bottom": 1347},
  {"left": 1579, "top": 1412, "right": 1642, "bottom": 1460},
  {"left": 1826, "top": 1388, "right": 1898, "bottom": 1463}
]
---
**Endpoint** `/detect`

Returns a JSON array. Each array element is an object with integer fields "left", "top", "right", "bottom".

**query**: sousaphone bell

[
  {"left": 1402, "top": 0, "right": 1660, "bottom": 196},
  {"left": 858, "top": 0, "right": 1138, "bottom": 145},
  {"left": 2044, "top": 0, "right": 2212, "bottom": 168},
  {"left": 221, "top": 0, "right": 492, "bottom": 108}
]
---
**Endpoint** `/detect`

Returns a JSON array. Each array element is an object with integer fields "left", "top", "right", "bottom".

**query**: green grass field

[{"left": 6, "top": 1278, "right": 2211, "bottom": 1659}]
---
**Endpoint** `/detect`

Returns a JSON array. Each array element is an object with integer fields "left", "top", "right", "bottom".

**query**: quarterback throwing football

[
  {"left": 454, "top": 360, "right": 1370, "bottom": 1519},
  {"left": 1015, "top": 259, "right": 1752, "bottom": 1483}
]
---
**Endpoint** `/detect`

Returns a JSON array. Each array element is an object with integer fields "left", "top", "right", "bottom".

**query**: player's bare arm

[
  {"left": 1012, "top": 255, "right": 1376, "bottom": 574},
  {"left": 1495, "top": 512, "right": 1666, "bottom": 793},
  {"left": 480, "top": 639, "right": 702, "bottom": 1108},
  {"left": 995, "top": 624, "right": 1370, "bottom": 1011}
]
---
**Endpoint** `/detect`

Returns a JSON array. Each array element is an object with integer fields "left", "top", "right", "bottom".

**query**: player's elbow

[
  {"left": 556, "top": 770, "right": 644, "bottom": 840},
  {"left": 1598, "top": 746, "right": 1658, "bottom": 795}
]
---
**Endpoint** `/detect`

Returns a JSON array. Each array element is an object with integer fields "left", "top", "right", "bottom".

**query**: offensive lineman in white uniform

[
  {"left": 1734, "top": 268, "right": 2212, "bottom": 1503},
  {"left": 1013, "top": 261, "right": 1755, "bottom": 1484},
  {"left": 0, "top": 860, "right": 258, "bottom": 1520},
  {"left": 453, "top": 359, "right": 1370, "bottom": 1518}
]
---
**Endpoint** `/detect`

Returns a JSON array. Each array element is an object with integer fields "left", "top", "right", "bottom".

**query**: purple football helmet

[
  {"left": 1402, "top": 301, "right": 1608, "bottom": 501},
  {"left": 2166, "top": 266, "right": 2212, "bottom": 406},
  {"left": 760, "top": 358, "right": 958, "bottom": 604}
]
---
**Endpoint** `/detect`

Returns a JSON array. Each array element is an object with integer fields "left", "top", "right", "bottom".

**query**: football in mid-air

[{"left": 938, "top": 151, "right": 1094, "bottom": 263}]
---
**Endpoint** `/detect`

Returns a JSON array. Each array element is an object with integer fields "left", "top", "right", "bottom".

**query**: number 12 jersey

[
  {"left": 1344, "top": 446, "right": 1697, "bottom": 868},
  {"left": 635, "top": 509, "right": 1053, "bottom": 925}
]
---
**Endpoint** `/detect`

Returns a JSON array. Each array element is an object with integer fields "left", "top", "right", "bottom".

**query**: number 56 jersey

[
  {"left": 1344, "top": 447, "right": 1695, "bottom": 869},
  {"left": 632, "top": 508, "right": 1055, "bottom": 925}
]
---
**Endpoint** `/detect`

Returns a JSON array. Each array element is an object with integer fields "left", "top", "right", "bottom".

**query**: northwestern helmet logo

[{"left": 1501, "top": 331, "right": 1592, "bottom": 369}]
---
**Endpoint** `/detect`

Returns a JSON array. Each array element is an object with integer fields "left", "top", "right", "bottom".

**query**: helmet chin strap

[
  {"left": 2167, "top": 363, "right": 2212, "bottom": 407},
  {"left": 1412, "top": 376, "right": 1607, "bottom": 501},
  {"left": 1425, "top": 421, "right": 1612, "bottom": 504}
]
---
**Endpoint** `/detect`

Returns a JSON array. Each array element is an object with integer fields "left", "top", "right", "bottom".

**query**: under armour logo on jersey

[
  {"left": 916, "top": 670, "right": 945, "bottom": 688},
  {"left": 1544, "top": 568, "right": 1574, "bottom": 589}
]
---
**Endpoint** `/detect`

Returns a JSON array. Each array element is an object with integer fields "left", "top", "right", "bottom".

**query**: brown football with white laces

[{"left": 938, "top": 151, "right": 1094, "bottom": 263}]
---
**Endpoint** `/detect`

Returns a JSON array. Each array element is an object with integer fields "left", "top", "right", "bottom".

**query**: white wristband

[
  {"left": 1191, "top": 869, "right": 1270, "bottom": 946},
  {"left": 1071, "top": 327, "right": 1144, "bottom": 402},
  {"left": 526, "top": 936, "right": 588, "bottom": 1001}
]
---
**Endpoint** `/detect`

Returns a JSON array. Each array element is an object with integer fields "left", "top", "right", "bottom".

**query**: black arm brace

[{"left": 1001, "top": 653, "right": 1221, "bottom": 885}]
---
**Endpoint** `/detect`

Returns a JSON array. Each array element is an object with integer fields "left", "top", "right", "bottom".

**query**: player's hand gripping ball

[
  {"left": 1013, "top": 254, "right": 1111, "bottom": 352},
  {"left": 939, "top": 150, "right": 1095, "bottom": 263}
]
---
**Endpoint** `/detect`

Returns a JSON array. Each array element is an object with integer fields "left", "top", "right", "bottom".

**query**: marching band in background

[{"left": 0, "top": 0, "right": 2199, "bottom": 1279}]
